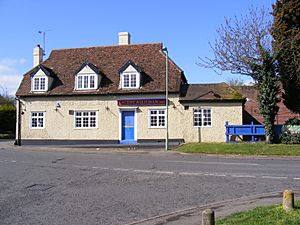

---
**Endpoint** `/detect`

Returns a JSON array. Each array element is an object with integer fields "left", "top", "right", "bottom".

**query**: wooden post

[
  {"left": 202, "top": 208, "right": 215, "bottom": 225},
  {"left": 283, "top": 190, "right": 294, "bottom": 212}
]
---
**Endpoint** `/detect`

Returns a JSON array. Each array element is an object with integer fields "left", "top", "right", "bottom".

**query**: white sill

[
  {"left": 31, "top": 90, "right": 47, "bottom": 93},
  {"left": 148, "top": 126, "right": 166, "bottom": 129},
  {"left": 74, "top": 127, "right": 98, "bottom": 130},
  {"left": 121, "top": 86, "right": 140, "bottom": 89},
  {"left": 30, "top": 127, "right": 45, "bottom": 129}
]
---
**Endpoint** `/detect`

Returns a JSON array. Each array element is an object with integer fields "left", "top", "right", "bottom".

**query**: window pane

[
  {"left": 32, "top": 118, "right": 37, "bottom": 127},
  {"left": 130, "top": 73, "right": 136, "bottom": 87},
  {"left": 76, "top": 118, "right": 81, "bottom": 128},
  {"left": 193, "top": 109, "right": 202, "bottom": 127},
  {"left": 123, "top": 74, "right": 129, "bottom": 87},
  {"left": 34, "top": 78, "right": 39, "bottom": 90},
  {"left": 150, "top": 116, "right": 157, "bottom": 126},
  {"left": 84, "top": 76, "right": 89, "bottom": 88},
  {"left": 158, "top": 116, "right": 165, "bottom": 126},
  {"left": 90, "top": 117, "right": 96, "bottom": 127},
  {"left": 40, "top": 78, "right": 45, "bottom": 90},
  {"left": 38, "top": 118, "right": 44, "bottom": 127},
  {"left": 78, "top": 76, "right": 82, "bottom": 89},
  {"left": 83, "top": 117, "right": 89, "bottom": 127},
  {"left": 203, "top": 109, "right": 211, "bottom": 126},
  {"left": 90, "top": 76, "right": 95, "bottom": 88}
]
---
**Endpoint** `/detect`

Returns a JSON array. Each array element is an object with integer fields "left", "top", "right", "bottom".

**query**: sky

[{"left": 0, "top": 0, "right": 275, "bottom": 95}]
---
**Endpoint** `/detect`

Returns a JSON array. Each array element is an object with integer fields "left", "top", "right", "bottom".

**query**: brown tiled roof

[
  {"left": 180, "top": 83, "right": 244, "bottom": 102},
  {"left": 16, "top": 43, "right": 186, "bottom": 96},
  {"left": 234, "top": 86, "right": 300, "bottom": 125}
]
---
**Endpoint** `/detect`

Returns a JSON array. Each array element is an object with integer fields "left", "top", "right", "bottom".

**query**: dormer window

[
  {"left": 122, "top": 72, "right": 138, "bottom": 88},
  {"left": 119, "top": 60, "right": 142, "bottom": 89},
  {"left": 30, "top": 65, "right": 53, "bottom": 93},
  {"left": 33, "top": 77, "right": 46, "bottom": 91},
  {"left": 75, "top": 63, "right": 101, "bottom": 90},
  {"left": 77, "top": 74, "right": 96, "bottom": 89}
]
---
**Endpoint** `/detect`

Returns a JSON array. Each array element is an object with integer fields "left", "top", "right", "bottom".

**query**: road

[{"left": 1, "top": 143, "right": 300, "bottom": 225}]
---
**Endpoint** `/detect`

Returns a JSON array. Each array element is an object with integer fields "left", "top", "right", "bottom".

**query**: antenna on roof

[{"left": 38, "top": 29, "right": 50, "bottom": 56}]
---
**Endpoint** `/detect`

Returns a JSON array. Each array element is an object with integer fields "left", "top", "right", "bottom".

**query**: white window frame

[
  {"left": 31, "top": 76, "right": 47, "bottom": 92},
  {"left": 193, "top": 108, "right": 212, "bottom": 127},
  {"left": 76, "top": 74, "right": 97, "bottom": 90},
  {"left": 74, "top": 111, "right": 98, "bottom": 129},
  {"left": 121, "top": 72, "right": 140, "bottom": 89},
  {"left": 30, "top": 112, "right": 45, "bottom": 129},
  {"left": 148, "top": 109, "right": 166, "bottom": 128}
]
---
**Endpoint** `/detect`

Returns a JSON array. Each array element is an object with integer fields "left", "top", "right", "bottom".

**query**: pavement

[
  {"left": 125, "top": 191, "right": 300, "bottom": 225},
  {"left": 0, "top": 140, "right": 300, "bottom": 225}
]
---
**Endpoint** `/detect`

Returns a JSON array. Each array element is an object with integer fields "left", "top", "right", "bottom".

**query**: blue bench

[{"left": 225, "top": 122, "right": 265, "bottom": 143}]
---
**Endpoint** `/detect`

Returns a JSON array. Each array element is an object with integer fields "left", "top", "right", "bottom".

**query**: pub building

[{"left": 15, "top": 32, "right": 243, "bottom": 146}]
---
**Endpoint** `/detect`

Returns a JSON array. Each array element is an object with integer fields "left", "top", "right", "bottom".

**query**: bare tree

[
  {"left": 198, "top": 7, "right": 279, "bottom": 143},
  {"left": 198, "top": 7, "right": 272, "bottom": 75},
  {"left": 226, "top": 77, "right": 247, "bottom": 86}
]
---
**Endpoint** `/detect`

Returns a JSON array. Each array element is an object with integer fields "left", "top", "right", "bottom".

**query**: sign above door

[{"left": 117, "top": 98, "right": 166, "bottom": 107}]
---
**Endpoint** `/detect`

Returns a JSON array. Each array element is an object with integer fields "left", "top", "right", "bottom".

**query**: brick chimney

[
  {"left": 118, "top": 32, "right": 131, "bottom": 45},
  {"left": 33, "top": 44, "right": 43, "bottom": 67}
]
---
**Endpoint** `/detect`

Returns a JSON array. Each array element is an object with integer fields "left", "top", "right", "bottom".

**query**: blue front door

[{"left": 121, "top": 111, "right": 135, "bottom": 143}]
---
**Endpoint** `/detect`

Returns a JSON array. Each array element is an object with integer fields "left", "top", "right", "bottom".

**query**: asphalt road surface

[{"left": 1, "top": 144, "right": 300, "bottom": 225}]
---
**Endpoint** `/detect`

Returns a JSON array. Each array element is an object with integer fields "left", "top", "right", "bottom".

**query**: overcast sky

[{"left": 0, "top": 0, "right": 275, "bottom": 95}]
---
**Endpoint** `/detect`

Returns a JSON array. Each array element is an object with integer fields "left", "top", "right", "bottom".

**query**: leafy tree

[
  {"left": 198, "top": 7, "right": 279, "bottom": 143},
  {"left": 272, "top": 0, "right": 300, "bottom": 113}
]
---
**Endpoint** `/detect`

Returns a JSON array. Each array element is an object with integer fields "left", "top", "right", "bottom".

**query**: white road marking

[
  {"left": 166, "top": 160, "right": 260, "bottom": 166},
  {"left": 155, "top": 171, "right": 174, "bottom": 175},
  {"left": 262, "top": 176, "right": 288, "bottom": 179},
  {"left": 71, "top": 164, "right": 300, "bottom": 181},
  {"left": 231, "top": 175, "right": 256, "bottom": 178},
  {"left": 11, "top": 160, "right": 16, "bottom": 163},
  {"left": 112, "top": 168, "right": 130, "bottom": 172},
  {"left": 179, "top": 172, "right": 202, "bottom": 176},
  {"left": 99, "top": 167, "right": 110, "bottom": 170},
  {"left": 133, "top": 169, "right": 153, "bottom": 173}
]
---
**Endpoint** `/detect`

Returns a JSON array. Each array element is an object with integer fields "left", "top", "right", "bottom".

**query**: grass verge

[
  {"left": 217, "top": 202, "right": 300, "bottom": 225},
  {"left": 177, "top": 143, "right": 300, "bottom": 156}
]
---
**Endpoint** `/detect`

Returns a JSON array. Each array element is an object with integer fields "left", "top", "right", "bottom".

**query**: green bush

[
  {"left": 0, "top": 103, "right": 16, "bottom": 137},
  {"left": 280, "top": 118, "right": 300, "bottom": 144}
]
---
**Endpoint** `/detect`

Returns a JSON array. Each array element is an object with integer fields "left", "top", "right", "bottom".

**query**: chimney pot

[{"left": 118, "top": 32, "right": 131, "bottom": 45}]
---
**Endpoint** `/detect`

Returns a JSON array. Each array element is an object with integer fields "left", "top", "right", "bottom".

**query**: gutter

[{"left": 179, "top": 99, "right": 245, "bottom": 103}]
